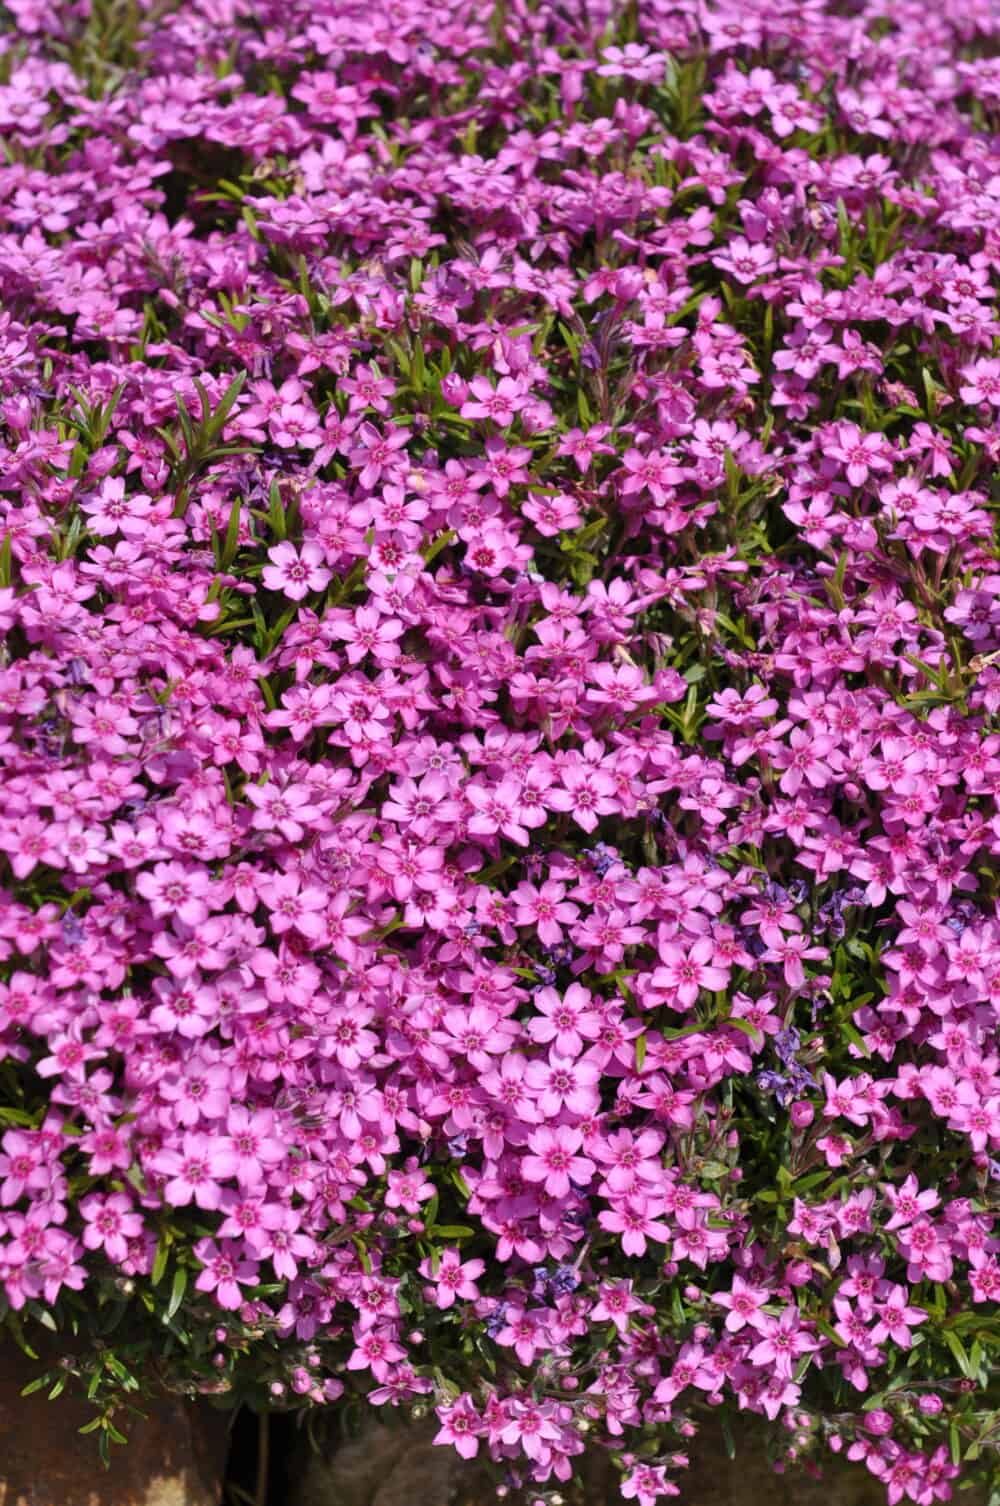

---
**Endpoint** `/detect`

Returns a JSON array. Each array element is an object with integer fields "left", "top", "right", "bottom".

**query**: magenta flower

[
  {"left": 713, "top": 1276, "right": 770, "bottom": 1334},
  {"left": 418, "top": 1248, "right": 484, "bottom": 1309},
  {"left": 151, "top": 1133, "right": 238, "bottom": 1211},
  {"left": 598, "top": 1196, "right": 671, "bottom": 1257},
  {"left": 524, "top": 1052, "right": 601, "bottom": 1117},
  {"left": 652, "top": 939, "right": 730, "bottom": 1009},
  {"left": 79, "top": 1193, "right": 144, "bottom": 1264},
  {"left": 193, "top": 1238, "right": 260, "bottom": 1310},
  {"left": 466, "top": 780, "right": 532, "bottom": 847},
  {"left": 262, "top": 542, "right": 332, "bottom": 600},
  {"left": 511, "top": 882, "right": 580, "bottom": 948},
  {"left": 0, "top": 9, "right": 995, "bottom": 1492},
  {"left": 434, "top": 1399, "right": 482, "bottom": 1459},
  {"left": 522, "top": 1125, "right": 595, "bottom": 1198},
  {"left": 526, "top": 982, "right": 600, "bottom": 1055},
  {"left": 749, "top": 1309, "right": 820, "bottom": 1378}
]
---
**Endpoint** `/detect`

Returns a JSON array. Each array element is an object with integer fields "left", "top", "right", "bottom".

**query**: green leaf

[
  {"left": 204, "top": 370, "right": 246, "bottom": 441},
  {"left": 791, "top": 1170, "right": 830, "bottom": 1194},
  {"left": 722, "top": 1016, "right": 762, "bottom": 1043},
  {"left": 218, "top": 496, "right": 240, "bottom": 566},
  {"left": 267, "top": 479, "right": 286, "bottom": 541},
  {"left": 165, "top": 1268, "right": 187, "bottom": 1322},
  {"left": 174, "top": 391, "right": 195, "bottom": 452},
  {"left": 662, "top": 1021, "right": 708, "bottom": 1041},
  {"left": 5, "top": 1313, "right": 39, "bottom": 1360},
  {"left": 839, "top": 1019, "right": 870, "bottom": 1057},
  {"left": 422, "top": 529, "right": 455, "bottom": 566},
  {"left": 942, "top": 1328, "right": 972, "bottom": 1379},
  {"left": 151, "top": 1238, "right": 169, "bottom": 1288}
]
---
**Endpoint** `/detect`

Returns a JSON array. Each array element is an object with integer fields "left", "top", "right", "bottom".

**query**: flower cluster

[{"left": 0, "top": 0, "right": 998, "bottom": 1499}]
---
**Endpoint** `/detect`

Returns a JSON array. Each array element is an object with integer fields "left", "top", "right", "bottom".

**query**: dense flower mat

[{"left": 0, "top": 0, "right": 998, "bottom": 1500}]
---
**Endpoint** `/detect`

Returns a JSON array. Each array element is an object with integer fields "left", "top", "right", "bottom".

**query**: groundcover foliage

[{"left": 0, "top": 0, "right": 998, "bottom": 1500}]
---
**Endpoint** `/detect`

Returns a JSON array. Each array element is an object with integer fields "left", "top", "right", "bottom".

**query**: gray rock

[
  {"left": 288, "top": 1417, "right": 494, "bottom": 1506},
  {"left": 0, "top": 1339, "right": 229, "bottom": 1506},
  {"left": 286, "top": 1409, "right": 994, "bottom": 1506}
]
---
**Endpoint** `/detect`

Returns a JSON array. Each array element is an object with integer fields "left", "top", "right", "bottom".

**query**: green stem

[{"left": 254, "top": 1411, "right": 269, "bottom": 1506}]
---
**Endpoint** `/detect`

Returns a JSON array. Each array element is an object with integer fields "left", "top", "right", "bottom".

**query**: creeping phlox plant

[{"left": 0, "top": 0, "right": 998, "bottom": 1499}]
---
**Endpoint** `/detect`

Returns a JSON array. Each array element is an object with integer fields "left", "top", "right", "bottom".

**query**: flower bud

[
  {"left": 3, "top": 396, "right": 31, "bottom": 432},
  {"left": 440, "top": 373, "right": 468, "bottom": 406},
  {"left": 785, "top": 1260, "right": 813, "bottom": 1287},
  {"left": 86, "top": 445, "right": 120, "bottom": 478}
]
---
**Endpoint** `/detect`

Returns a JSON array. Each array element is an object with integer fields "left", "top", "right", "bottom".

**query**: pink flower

[
  {"left": 262, "top": 541, "right": 332, "bottom": 601},
  {"left": 653, "top": 1340, "right": 715, "bottom": 1403},
  {"left": 81, "top": 477, "right": 156, "bottom": 537},
  {"left": 349, "top": 421, "right": 411, "bottom": 489},
  {"left": 466, "top": 780, "right": 531, "bottom": 846},
  {"left": 882, "top": 1174, "right": 939, "bottom": 1231},
  {"left": 434, "top": 1399, "right": 482, "bottom": 1459},
  {"left": 460, "top": 376, "right": 527, "bottom": 427},
  {"left": 622, "top": 1464, "right": 679, "bottom": 1504},
  {"left": 258, "top": 873, "right": 328, "bottom": 939},
  {"left": 651, "top": 938, "right": 730, "bottom": 1009},
  {"left": 222, "top": 1107, "right": 285, "bottom": 1188},
  {"left": 327, "top": 605, "right": 404, "bottom": 664},
  {"left": 761, "top": 932, "right": 827, "bottom": 988},
  {"left": 346, "top": 1325, "right": 407, "bottom": 1381},
  {"left": 152, "top": 1132, "right": 238, "bottom": 1211},
  {"left": 522, "top": 1125, "right": 595, "bottom": 1198},
  {"left": 748, "top": 1307, "right": 820, "bottom": 1378},
  {"left": 384, "top": 1163, "right": 435, "bottom": 1214},
  {"left": 526, "top": 982, "right": 600, "bottom": 1055},
  {"left": 870, "top": 1288, "right": 927, "bottom": 1348},
  {"left": 828, "top": 423, "right": 894, "bottom": 487},
  {"left": 775, "top": 726, "right": 836, "bottom": 794},
  {"left": 193, "top": 1238, "right": 259, "bottom": 1310},
  {"left": 598, "top": 1196, "right": 671, "bottom": 1257},
  {"left": 713, "top": 1275, "right": 770, "bottom": 1333},
  {"left": 524, "top": 1052, "right": 601, "bottom": 1117},
  {"left": 419, "top": 1248, "right": 485, "bottom": 1309}
]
